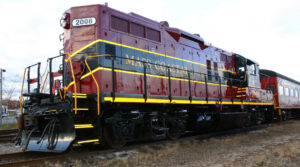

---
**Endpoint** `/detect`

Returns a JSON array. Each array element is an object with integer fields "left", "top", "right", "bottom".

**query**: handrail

[
  {"left": 68, "top": 54, "right": 78, "bottom": 115},
  {"left": 85, "top": 54, "right": 111, "bottom": 116},
  {"left": 40, "top": 71, "right": 49, "bottom": 93},
  {"left": 19, "top": 67, "right": 28, "bottom": 114}
]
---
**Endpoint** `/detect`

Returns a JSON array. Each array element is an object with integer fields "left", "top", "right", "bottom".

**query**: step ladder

[{"left": 72, "top": 93, "right": 100, "bottom": 144}]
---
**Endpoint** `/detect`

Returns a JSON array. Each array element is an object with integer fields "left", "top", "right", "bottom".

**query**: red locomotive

[{"left": 16, "top": 4, "right": 287, "bottom": 152}]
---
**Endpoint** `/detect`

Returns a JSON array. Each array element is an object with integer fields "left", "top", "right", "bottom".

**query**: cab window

[{"left": 249, "top": 64, "right": 256, "bottom": 75}]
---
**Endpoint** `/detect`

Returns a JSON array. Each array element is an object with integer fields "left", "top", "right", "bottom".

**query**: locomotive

[{"left": 17, "top": 4, "right": 286, "bottom": 152}]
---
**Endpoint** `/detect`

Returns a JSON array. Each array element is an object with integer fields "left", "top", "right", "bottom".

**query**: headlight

[
  {"left": 60, "top": 20, "right": 67, "bottom": 28},
  {"left": 60, "top": 13, "right": 70, "bottom": 29},
  {"left": 62, "top": 13, "right": 68, "bottom": 20}
]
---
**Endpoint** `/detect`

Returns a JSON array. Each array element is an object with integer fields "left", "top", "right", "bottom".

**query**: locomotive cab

[
  {"left": 235, "top": 54, "right": 261, "bottom": 88},
  {"left": 246, "top": 59, "right": 261, "bottom": 88}
]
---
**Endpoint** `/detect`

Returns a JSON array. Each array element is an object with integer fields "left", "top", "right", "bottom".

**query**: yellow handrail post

[
  {"left": 19, "top": 67, "right": 28, "bottom": 115},
  {"left": 69, "top": 57, "right": 78, "bottom": 115},
  {"left": 85, "top": 54, "right": 111, "bottom": 116},
  {"left": 40, "top": 71, "right": 49, "bottom": 93}
]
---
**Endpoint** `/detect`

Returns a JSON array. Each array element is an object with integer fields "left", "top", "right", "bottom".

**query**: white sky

[{"left": 0, "top": 0, "right": 300, "bottom": 92}]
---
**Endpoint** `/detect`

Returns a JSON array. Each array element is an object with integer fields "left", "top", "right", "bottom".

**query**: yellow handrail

[
  {"left": 68, "top": 55, "right": 78, "bottom": 115},
  {"left": 40, "top": 71, "right": 49, "bottom": 93},
  {"left": 85, "top": 54, "right": 111, "bottom": 115},
  {"left": 19, "top": 67, "right": 28, "bottom": 114}
]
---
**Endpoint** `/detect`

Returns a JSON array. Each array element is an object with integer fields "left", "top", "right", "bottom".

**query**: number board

[{"left": 72, "top": 17, "right": 96, "bottom": 27}]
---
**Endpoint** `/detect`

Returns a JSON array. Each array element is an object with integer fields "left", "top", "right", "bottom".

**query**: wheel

[
  {"left": 103, "top": 124, "right": 126, "bottom": 149},
  {"left": 166, "top": 121, "right": 184, "bottom": 140},
  {"left": 167, "top": 128, "right": 181, "bottom": 140}
]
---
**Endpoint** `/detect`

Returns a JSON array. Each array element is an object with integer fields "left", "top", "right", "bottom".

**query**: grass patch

[{"left": 0, "top": 122, "right": 17, "bottom": 129}]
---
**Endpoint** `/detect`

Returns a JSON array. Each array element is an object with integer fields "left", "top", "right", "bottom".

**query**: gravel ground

[
  {"left": 56, "top": 120, "right": 300, "bottom": 167},
  {"left": 1, "top": 120, "right": 300, "bottom": 167},
  {"left": 0, "top": 143, "right": 22, "bottom": 154}
]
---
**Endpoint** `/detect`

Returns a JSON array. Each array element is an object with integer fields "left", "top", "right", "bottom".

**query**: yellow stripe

[
  {"left": 114, "top": 97, "right": 145, "bottom": 103},
  {"left": 146, "top": 99, "right": 171, "bottom": 103},
  {"left": 75, "top": 124, "right": 94, "bottom": 129},
  {"left": 65, "top": 39, "right": 235, "bottom": 74},
  {"left": 74, "top": 108, "right": 89, "bottom": 111},
  {"left": 171, "top": 100, "right": 191, "bottom": 104},
  {"left": 76, "top": 93, "right": 87, "bottom": 95},
  {"left": 248, "top": 102, "right": 273, "bottom": 105},
  {"left": 73, "top": 96, "right": 87, "bottom": 99},
  {"left": 45, "top": 110, "right": 56, "bottom": 113},
  {"left": 69, "top": 67, "right": 230, "bottom": 89},
  {"left": 191, "top": 100, "right": 207, "bottom": 104},
  {"left": 77, "top": 139, "right": 99, "bottom": 144},
  {"left": 207, "top": 101, "right": 217, "bottom": 104},
  {"left": 248, "top": 85, "right": 261, "bottom": 89},
  {"left": 221, "top": 101, "right": 233, "bottom": 105},
  {"left": 104, "top": 97, "right": 273, "bottom": 105}
]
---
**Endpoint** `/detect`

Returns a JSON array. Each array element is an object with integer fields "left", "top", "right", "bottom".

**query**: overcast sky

[{"left": 0, "top": 0, "right": 300, "bottom": 89}]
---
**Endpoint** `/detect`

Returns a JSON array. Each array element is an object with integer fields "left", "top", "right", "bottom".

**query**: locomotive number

[{"left": 72, "top": 17, "right": 96, "bottom": 27}]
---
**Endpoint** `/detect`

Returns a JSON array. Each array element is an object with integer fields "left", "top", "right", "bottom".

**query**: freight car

[
  {"left": 16, "top": 4, "right": 276, "bottom": 152},
  {"left": 260, "top": 69, "right": 300, "bottom": 119}
]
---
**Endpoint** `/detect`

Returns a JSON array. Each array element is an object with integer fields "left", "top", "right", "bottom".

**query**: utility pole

[{"left": 0, "top": 68, "right": 6, "bottom": 125}]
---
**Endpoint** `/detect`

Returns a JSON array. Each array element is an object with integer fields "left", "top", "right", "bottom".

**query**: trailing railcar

[
  {"left": 17, "top": 4, "right": 274, "bottom": 152},
  {"left": 260, "top": 69, "right": 300, "bottom": 119}
]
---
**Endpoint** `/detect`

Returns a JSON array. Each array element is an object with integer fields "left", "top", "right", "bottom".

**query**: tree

[{"left": 2, "top": 74, "right": 21, "bottom": 109}]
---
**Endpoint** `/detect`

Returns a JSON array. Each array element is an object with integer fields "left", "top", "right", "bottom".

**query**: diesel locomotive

[{"left": 17, "top": 4, "right": 289, "bottom": 152}]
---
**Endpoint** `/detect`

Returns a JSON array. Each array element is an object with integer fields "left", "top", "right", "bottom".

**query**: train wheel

[
  {"left": 256, "top": 111, "right": 265, "bottom": 125},
  {"left": 103, "top": 124, "right": 126, "bottom": 149},
  {"left": 167, "top": 128, "right": 181, "bottom": 140},
  {"left": 166, "top": 120, "right": 185, "bottom": 140}
]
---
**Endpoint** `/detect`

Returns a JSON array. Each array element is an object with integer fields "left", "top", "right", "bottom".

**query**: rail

[
  {"left": 68, "top": 54, "right": 78, "bottom": 114},
  {"left": 19, "top": 62, "right": 41, "bottom": 114},
  {"left": 84, "top": 54, "right": 111, "bottom": 116}
]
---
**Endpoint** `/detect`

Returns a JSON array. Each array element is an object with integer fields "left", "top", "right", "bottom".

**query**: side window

[
  {"left": 290, "top": 89, "right": 294, "bottom": 97},
  {"left": 279, "top": 86, "right": 284, "bottom": 95},
  {"left": 295, "top": 90, "right": 298, "bottom": 98},
  {"left": 249, "top": 64, "right": 256, "bottom": 75},
  {"left": 285, "top": 87, "right": 289, "bottom": 96},
  {"left": 268, "top": 85, "right": 275, "bottom": 94}
]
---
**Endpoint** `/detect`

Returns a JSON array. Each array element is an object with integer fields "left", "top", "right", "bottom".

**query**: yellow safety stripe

[
  {"left": 77, "top": 139, "right": 99, "bottom": 144},
  {"left": 65, "top": 39, "right": 236, "bottom": 74},
  {"left": 104, "top": 97, "right": 273, "bottom": 105},
  {"left": 75, "top": 124, "right": 94, "bottom": 129},
  {"left": 73, "top": 96, "right": 87, "bottom": 99},
  {"left": 67, "top": 66, "right": 230, "bottom": 89},
  {"left": 45, "top": 109, "right": 56, "bottom": 113},
  {"left": 73, "top": 108, "right": 89, "bottom": 111}
]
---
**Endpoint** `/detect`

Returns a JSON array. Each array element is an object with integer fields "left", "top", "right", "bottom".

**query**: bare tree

[{"left": 2, "top": 74, "right": 21, "bottom": 109}]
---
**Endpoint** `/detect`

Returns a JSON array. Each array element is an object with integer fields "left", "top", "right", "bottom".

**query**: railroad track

[
  {"left": 0, "top": 129, "right": 18, "bottom": 143},
  {"left": 0, "top": 121, "right": 290, "bottom": 167}
]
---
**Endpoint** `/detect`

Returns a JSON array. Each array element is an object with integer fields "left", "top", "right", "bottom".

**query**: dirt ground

[{"left": 55, "top": 120, "right": 300, "bottom": 167}]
